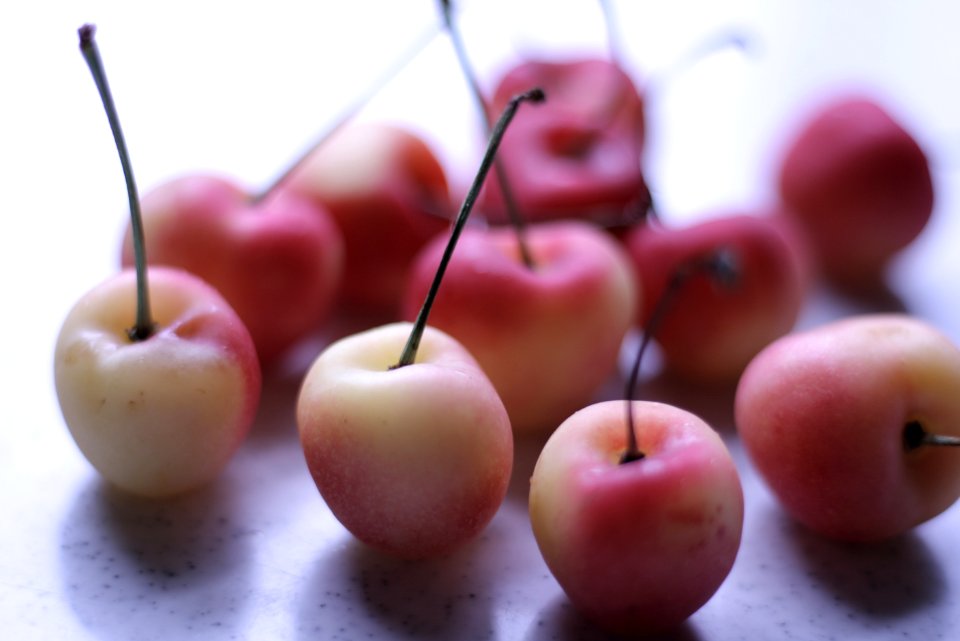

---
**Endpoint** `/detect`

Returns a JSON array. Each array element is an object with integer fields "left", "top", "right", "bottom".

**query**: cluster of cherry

[{"left": 54, "top": 5, "right": 958, "bottom": 636}]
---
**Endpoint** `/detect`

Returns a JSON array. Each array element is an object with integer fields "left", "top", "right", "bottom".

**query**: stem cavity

[
  {"left": 79, "top": 24, "right": 155, "bottom": 341},
  {"left": 620, "top": 248, "right": 741, "bottom": 464},
  {"left": 392, "top": 88, "right": 546, "bottom": 370},
  {"left": 903, "top": 421, "right": 960, "bottom": 451}
]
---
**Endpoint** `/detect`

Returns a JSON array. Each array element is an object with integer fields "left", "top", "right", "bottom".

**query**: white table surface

[{"left": 4, "top": 1, "right": 960, "bottom": 639}]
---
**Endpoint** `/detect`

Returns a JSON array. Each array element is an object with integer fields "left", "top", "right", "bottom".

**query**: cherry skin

[
  {"left": 623, "top": 212, "right": 810, "bottom": 381},
  {"left": 121, "top": 174, "right": 344, "bottom": 364},
  {"left": 529, "top": 400, "right": 743, "bottom": 636},
  {"left": 479, "top": 57, "right": 649, "bottom": 227},
  {"left": 56, "top": 267, "right": 262, "bottom": 497},
  {"left": 283, "top": 122, "right": 453, "bottom": 319},
  {"left": 777, "top": 94, "right": 934, "bottom": 290},
  {"left": 296, "top": 323, "right": 512, "bottom": 558},
  {"left": 736, "top": 314, "right": 960, "bottom": 541},
  {"left": 62, "top": 24, "right": 262, "bottom": 498},
  {"left": 296, "top": 89, "right": 543, "bottom": 558},
  {"left": 401, "top": 220, "right": 637, "bottom": 433},
  {"left": 528, "top": 240, "right": 745, "bottom": 635}
]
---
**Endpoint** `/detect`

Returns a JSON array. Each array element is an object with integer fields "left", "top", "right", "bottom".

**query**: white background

[{"left": 3, "top": 1, "right": 960, "bottom": 639}]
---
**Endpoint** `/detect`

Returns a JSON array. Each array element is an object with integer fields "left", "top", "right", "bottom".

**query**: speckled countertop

[
  {"left": 12, "top": 373, "right": 960, "bottom": 640},
  {"left": 4, "top": 1, "right": 960, "bottom": 639}
]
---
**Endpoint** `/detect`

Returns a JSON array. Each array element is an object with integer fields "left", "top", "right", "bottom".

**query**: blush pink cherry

[
  {"left": 624, "top": 212, "right": 809, "bottom": 381},
  {"left": 401, "top": 220, "right": 637, "bottom": 433},
  {"left": 529, "top": 400, "right": 744, "bottom": 636},
  {"left": 283, "top": 122, "right": 453, "bottom": 318},
  {"left": 777, "top": 94, "right": 934, "bottom": 289},
  {"left": 57, "top": 25, "right": 262, "bottom": 498},
  {"left": 426, "top": 10, "right": 638, "bottom": 432},
  {"left": 489, "top": 58, "right": 645, "bottom": 143},
  {"left": 736, "top": 314, "right": 960, "bottom": 541},
  {"left": 296, "top": 323, "right": 512, "bottom": 558},
  {"left": 479, "top": 57, "right": 649, "bottom": 226},
  {"left": 296, "top": 89, "right": 544, "bottom": 559},
  {"left": 435, "top": 5, "right": 648, "bottom": 229},
  {"left": 56, "top": 267, "right": 262, "bottom": 497},
  {"left": 121, "top": 175, "right": 344, "bottom": 364},
  {"left": 527, "top": 246, "right": 747, "bottom": 634}
]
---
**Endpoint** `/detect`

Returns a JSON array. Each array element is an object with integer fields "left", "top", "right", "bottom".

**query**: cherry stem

[
  {"left": 615, "top": 178, "right": 658, "bottom": 229},
  {"left": 597, "top": 0, "right": 624, "bottom": 74},
  {"left": 620, "top": 248, "right": 740, "bottom": 464},
  {"left": 252, "top": 20, "right": 443, "bottom": 204},
  {"left": 577, "top": 1, "right": 656, "bottom": 229},
  {"left": 644, "top": 27, "right": 754, "bottom": 106},
  {"left": 903, "top": 421, "right": 960, "bottom": 450},
  {"left": 565, "top": 183, "right": 656, "bottom": 230},
  {"left": 439, "top": 0, "right": 535, "bottom": 269},
  {"left": 79, "top": 24, "right": 155, "bottom": 342},
  {"left": 393, "top": 88, "right": 546, "bottom": 369}
]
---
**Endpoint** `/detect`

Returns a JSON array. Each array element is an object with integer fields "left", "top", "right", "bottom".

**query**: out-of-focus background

[{"left": 3, "top": 2, "right": 960, "bottom": 639}]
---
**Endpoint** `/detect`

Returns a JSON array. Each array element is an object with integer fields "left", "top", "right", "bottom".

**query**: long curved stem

[
  {"left": 79, "top": 24, "right": 155, "bottom": 342},
  {"left": 252, "top": 19, "right": 442, "bottom": 203},
  {"left": 643, "top": 27, "right": 754, "bottom": 113},
  {"left": 620, "top": 248, "right": 740, "bottom": 464},
  {"left": 393, "top": 88, "right": 545, "bottom": 369},
  {"left": 590, "top": 1, "right": 657, "bottom": 229},
  {"left": 439, "top": 0, "right": 534, "bottom": 269},
  {"left": 597, "top": 0, "right": 634, "bottom": 130},
  {"left": 597, "top": 0, "right": 624, "bottom": 69}
]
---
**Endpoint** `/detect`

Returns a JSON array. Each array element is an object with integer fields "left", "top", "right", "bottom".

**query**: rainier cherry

[
  {"left": 479, "top": 56, "right": 649, "bottom": 227},
  {"left": 401, "top": 0, "right": 637, "bottom": 433},
  {"left": 402, "top": 221, "right": 636, "bottom": 433},
  {"left": 56, "top": 25, "right": 261, "bottom": 498},
  {"left": 295, "top": 90, "right": 543, "bottom": 558},
  {"left": 121, "top": 175, "right": 344, "bottom": 365},
  {"left": 529, "top": 250, "right": 744, "bottom": 636},
  {"left": 736, "top": 314, "right": 960, "bottom": 541},
  {"left": 624, "top": 211, "right": 809, "bottom": 381},
  {"left": 476, "top": 0, "right": 647, "bottom": 227},
  {"left": 283, "top": 122, "right": 453, "bottom": 320},
  {"left": 777, "top": 94, "right": 934, "bottom": 291}
]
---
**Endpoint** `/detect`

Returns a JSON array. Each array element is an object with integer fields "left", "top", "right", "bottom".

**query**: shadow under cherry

[
  {"left": 525, "top": 595, "right": 705, "bottom": 641},
  {"left": 771, "top": 504, "right": 947, "bottom": 620},
  {"left": 294, "top": 527, "right": 507, "bottom": 641},
  {"left": 59, "top": 475, "right": 255, "bottom": 641}
]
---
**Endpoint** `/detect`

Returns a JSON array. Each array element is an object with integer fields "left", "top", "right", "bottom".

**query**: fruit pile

[{"left": 54, "top": 8, "right": 958, "bottom": 638}]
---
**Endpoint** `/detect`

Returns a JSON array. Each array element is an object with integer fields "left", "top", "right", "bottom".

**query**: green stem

[
  {"left": 644, "top": 27, "right": 754, "bottom": 110},
  {"left": 597, "top": 0, "right": 624, "bottom": 73},
  {"left": 251, "top": 20, "right": 443, "bottom": 204},
  {"left": 439, "top": 0, "right": 535, "bottom": 269},
  {"left": 79, "top": 24, "right": 155, "bottom": 341},
  {"left": 573, "top": 1, "right": 656, "bottom": 229},
  {"left": 393, "top": 88, "right": 545, "bottom": 369},
  {"left": 620, "top": 248, "right": 740, "bottom": 464}
]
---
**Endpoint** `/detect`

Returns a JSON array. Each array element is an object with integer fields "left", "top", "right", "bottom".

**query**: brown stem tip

[{"left": 78, "top": 24, "right": 95, "bottom": 46}]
